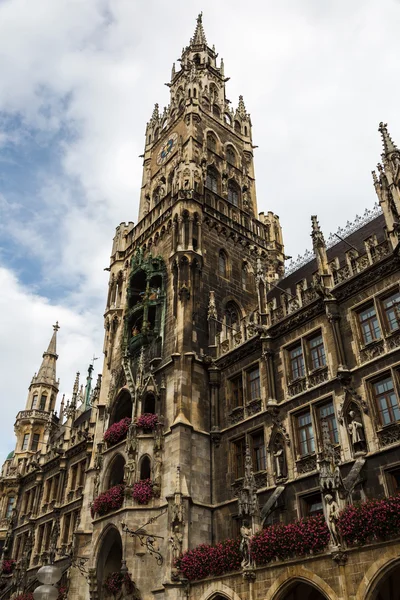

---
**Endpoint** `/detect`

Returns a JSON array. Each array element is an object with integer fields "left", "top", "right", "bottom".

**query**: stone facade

[{"left": 1, "top": 13, "right": 400, "bottom": 600}]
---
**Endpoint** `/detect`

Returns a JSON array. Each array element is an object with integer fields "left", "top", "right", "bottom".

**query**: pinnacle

[
  {"left": 379, "top": 122, "right": 398, "bottom": 155},
  {"left": 191, "top": 12, "right": 207, "bottom": 46},
  {"left": 45, "top": 322, "right": 59, "bottom": 356},
  {"left": 237, "top": 95, "right": 247, "bottom": 118},
  {"left": 150, "top": 103, "right": 160, "bottom": 123}
]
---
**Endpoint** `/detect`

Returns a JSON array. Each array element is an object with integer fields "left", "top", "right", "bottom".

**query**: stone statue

[
  {"left": 324, "top": 494, "right": 340, "bottom": 547},
  {"left": 169, "top": 526, "right": 183, "bottom": 562},
  {"left": 273, "top": 446, "right": 285, "bottom": 480},
  {"left": 124, "top": 459, "right": 136, "bottom": 487},
  {"left": 239, "top": 523, "right": 252, "bottom": 568},
  {"left": 125, "top": 422, "right": 138, "bottom": 457},
  {"left": 348, "top": 411, "right": 365, "bottom": 453},
  {"left": 93, "top": 472, "right": 100, "bottom": 499},
  {"left": 152, "top": 450, "right": 162, "bottom": 497}
]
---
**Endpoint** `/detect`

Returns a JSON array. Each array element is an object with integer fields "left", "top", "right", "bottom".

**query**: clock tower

[{"left": 93, "top": 13, "right": 285, "bottom": 593}]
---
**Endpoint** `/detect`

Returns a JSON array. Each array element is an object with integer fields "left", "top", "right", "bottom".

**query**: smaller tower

[
  {"left": 13, "top": 323, "right": 60, "bottom": 462},
  {"left": 372, "top": 122, "right": 400, "bottom": 249}
]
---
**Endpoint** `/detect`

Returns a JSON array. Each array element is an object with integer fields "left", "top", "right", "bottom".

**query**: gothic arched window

[
  {"left": 224, "top": 301, "right": 240, "bottom": 337},
  {"left": 218, "top": 250, "right": 228, "bottom": 278},
  {"left": 226, "top": 146, "right": 236, "bottom": 166},
  {"left": 228, "top": 181, "right": 239, "bottom": 206},
  {"left": 207, "top": 133, "right": 217, "bottom": 152},
  {"left": 143, "top": 393, "right": 156, "bottom": 415},
  {"left": 234, "top": 120, "right": 241, "bottom": 133},
  {"left": 213, "top": 105, "right": 221, "bottom": 118},
  {"left": 140, "top": 456, "right": 151, "bottom": 480},
  {"left": 40, "top": 395, "right": 47, "bottom": 411},
  {"left": 32, "top": 395, "right": 38, "bottom": 410},
  {"left": 206, "top": 167, "right": 218, "bottom": 193}
]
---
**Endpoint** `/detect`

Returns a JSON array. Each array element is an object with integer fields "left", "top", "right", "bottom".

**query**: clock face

[{"left": 156, "top": 132, "right": 178, "bottom": 165}]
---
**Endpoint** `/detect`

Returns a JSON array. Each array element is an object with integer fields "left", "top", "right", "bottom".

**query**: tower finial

[
  {"left": 191, "top": 12, "right": 207, "bottom": 46},
  {"left": 236, "top": 95, "right": 247, "bottom": 118},
  {"left": 379, "top": 122, "right": 398, "bottom": 156}
]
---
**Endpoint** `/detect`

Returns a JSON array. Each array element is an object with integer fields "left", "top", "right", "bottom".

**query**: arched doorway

[
  {"left": 107, "top": 454, "right": 125, "bottom": 489},
  {"left": 278, "top": 581, "right": 327, "bottom": 600},
  {"left": 96, "top": 527, "right": 123, "bottom": 599},
  {"left": 110, "top": 390, "right": 132, "bottom": 425},
  {"left": 369, "top": 563, "right": 400, "bottom": 600}
]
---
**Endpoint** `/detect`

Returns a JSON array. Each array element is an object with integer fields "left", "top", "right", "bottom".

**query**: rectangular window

[
  {"left": 21, "top": 434, "right": 29, "bottom": 451},
  {"left": 251, "top": 431, "right": 266, "bottom": 472},
  {"left": 301, "top": 492, "right": 323, "bottom": 517},
  {"left": 232, "top": 437, "right": 246, "bottom": 479},
  {"left": 231, "top": 375, "right": 243, "bottom": 408},
  {"left": 382, "top": 291, "right": 400, "bottom": 332},
  {"left": 39, "top": 395, "right": 47, "bottom": 410},
  {"left": 318, "top": 402, "right": 338, "bottom": 445},
  {"left": 289, "top": 344, "right": 305, "bottom": 380},
  {"left": 31, "top": 434, "right": 40, "bottom": 452},
  {"left": 247, "top": 366, "right": 261, "bottom": 401},
  {"left": 5, "top": 497, "right": 15, "bottom": 519},
  {"left": 62, "top": 513, "right": 71, "bottom": 544},
  {"left": 358, "top": 304, "right": 381, "bottom": 344},
  {"left": 297, "top": 411, "right": 315, "bottom": 456},
  {"left": 386, "top": 468, "right": 400, "bottom": 495},
  {"left": 308, "top": 333, "right": 326, "bottom": 370},
  {"left": 373, "top": 376, "right": 400, "bottom": 426}
]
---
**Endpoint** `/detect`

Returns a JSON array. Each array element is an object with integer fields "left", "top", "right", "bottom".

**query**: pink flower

[
  {"left": 137, "top": 414, "right": 158, "bottom": 431},
  {"left": 91, "top": 484, "right": 125, "bottom": 517},
  {"left": 104, "top": 573, "right": 135, "bottom": 595},
  {"left": 132, "top": 479, "right": 153, "bottom": 505},
  {"left": 104, "top": 417, "right": 131, "bottom": 446},
  {"left": 1, "top": 559, "right": 15, "bottom": 575}
]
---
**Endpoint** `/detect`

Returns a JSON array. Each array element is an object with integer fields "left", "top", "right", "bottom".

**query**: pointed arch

[
  {"left": 207, "top": 131, "right": 217, "bottom": 152},
  {"left": 227, "top": 179, "right": 240, "bottom": 206},
  {"left": 226, "top": 145, "right": 236, "bottom": 166},
  {"left": 206, "top": 166, "right": 219, "bottom": 193},
  {"left": 356, "top": 555, "right": 400, "bottom": 600},
  {"left": 265, "top": 568, "right": 339, "bottom": 600},
  {"left": 95, "top": 525, "right": 123, "bottom": 600},
  {"left": 105, "top": 453, "right": 125, "bottom": 490},
  {"left": 139, "top": 455, "right": 151, "bottom": 480},
  {"left": 110, "top": 388, "right": 132, "bottom": 426},
  {"left": 197, "top": 582, "right": 242, "bottom": 600},
  {"left": 218, "top": 249, "right": 228, "bottom": 278}
]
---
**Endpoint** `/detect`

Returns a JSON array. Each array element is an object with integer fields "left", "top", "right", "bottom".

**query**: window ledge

[{"left": 296, "top": 454, "right": 317, "bottom": 475}]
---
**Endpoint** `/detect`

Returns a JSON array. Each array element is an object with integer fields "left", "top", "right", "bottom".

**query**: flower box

[
  {"left": 91, "top": 484, "right": 125, "bottom": 518},
  {"left": 176, "top": 539, "right": 241, "bottom": 582},
  {"left": 1, "top": 559, "right": 15, "bottom": 575},
  {"left": 14, "top": 594, "right": 34, "bottom": 600},
  {"left": 337, "top": 494, "right": 400, "bottom": 546},
  {"left": 132, "top": 479, "right": 154, "bottom": 505},
  {"left": 103, "top": 417, "right": 131, "bottom": 446},
  {"left": 137, "top": 413, "right": 158, "bottom": 432}
]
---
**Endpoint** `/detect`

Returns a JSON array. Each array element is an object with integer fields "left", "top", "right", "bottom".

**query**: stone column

[{"left": 325, "top": 300, "right": 348, "bottom": 371}]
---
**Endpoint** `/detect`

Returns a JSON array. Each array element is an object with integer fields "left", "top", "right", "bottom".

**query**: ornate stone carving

[
  {"left": 297, "top": 455, "right": 317, "bottom": 474},
  {"left": 377, "top": 423, "right": 400, "bottom": 447},
  {"left": 229, "top": 407, "right": 244, "bottom": 425},
  {"left": 360, "top": 340, "right": 385, "bottom": 362},
  {"left": 288, "top": 377, "right": 307, "bottom": 397},
  {"left": 308, "top": 367, "right": 329, "bottom": 388}
]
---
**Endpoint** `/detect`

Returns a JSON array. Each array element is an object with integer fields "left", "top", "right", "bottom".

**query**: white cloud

[{"left": 1, "top": 0, "right": 400, "bottom": 460}]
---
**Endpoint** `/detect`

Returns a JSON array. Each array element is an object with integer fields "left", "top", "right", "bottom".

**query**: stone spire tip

[
  {"left": 379, "top": 122, "right": 398, "bottom": 155},
  {"left": 191, "top": 12, "right": 207, "bottom": 46}
]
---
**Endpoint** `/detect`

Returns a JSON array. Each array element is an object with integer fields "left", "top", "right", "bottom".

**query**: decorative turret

[{"left": 373, "top": 122, "right": 400, "bottom": 249}]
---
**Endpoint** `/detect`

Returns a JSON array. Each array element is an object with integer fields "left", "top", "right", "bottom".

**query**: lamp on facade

[{"left": 33, "top": 565, "right": 62, "bottom": 600}]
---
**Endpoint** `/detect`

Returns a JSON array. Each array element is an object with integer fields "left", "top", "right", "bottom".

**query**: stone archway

[
  {"left": 110, "top": 389, "right": 133, "bottom": 426},
  {"left": 276, "top": 581, "right": 328, "bottom": 600},
  {"left": 364, "top": 559, "right": 400, "bottom": 600},
  {"left": 96, "top": 526, "right": 123, "bottom": 600}
]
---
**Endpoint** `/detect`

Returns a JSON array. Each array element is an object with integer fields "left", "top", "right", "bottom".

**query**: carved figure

[
  {"left": 273, "top": 447, "right": 285, "bottom": 479},
  {"left": 93, "top": 472, "right": 100, "bottom": 499},
  {"left": 324, "top": 494, "right": 340, "bottom": 547},
  {"left": 239, "top": 523, "right": 252, "bottom": 568},
  {"left": 169, "top": 526, "right": 183, "bottom": 562},
  {"left": 124, "top": 459, "right": 136, "bottom": 487},
  {"left": 126, "top": 422, "right": 138, "bottom": 457},
  {"left": 348, "top": 411, "right": 365, "bottom": 453},
  {"left": 152, "top": 450, "right": 162, "bottom": 497}
]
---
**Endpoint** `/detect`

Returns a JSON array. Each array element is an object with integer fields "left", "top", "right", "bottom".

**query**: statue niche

[{"left": 346, "top": 404, "right": 367, "bottom": 456}]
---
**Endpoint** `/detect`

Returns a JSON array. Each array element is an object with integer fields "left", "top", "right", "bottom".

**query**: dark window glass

[
  {"left": 247, "top": 367, "right": 261, "bottom": 401},
  {"left": 373, "top": 376, "right": 400, "bottom": 426},
  {"left": 382, "top": 292, "right": 400, "bottom": 332},
  {"left": 308, "top": 333, "right": 326, "bottom": 370},
  {"left": 218, "top": 251, "right": 227, "bottom": 277},
  {"left": 297, "top": 412, "right": 315, "bottom": 456},
  {"left": 31, "top": 434, "right": 40, "bottom": 452},
  {"left": 231, "top": 375, "right": 243, "bottom": 408},
  {"left": 302, "top": 492, "right": 323, "bottom": 516},
  {"left": 6, "top": 497, "right": 15, "bottom": 519},
  {"left": 226, "top": 147, "right": 236, "bottom": 165},
  {"left": 40, "top": 395, "right": 47, "bottom": 410},
  {"left": 22, "top": 434, "right": 29, "bottom": 451},
  {"left": 207, "top": 134, "right": 216, "bottom": 151},
  {"left": 206, "top": 168, "right": 218, "bottom": 193},
  {"left": 252, "top": 431, "right": 266, "bottom": 471},
  {"left": 233, "top": 438, "right": 246, "bottom": 479},
  {"left": 290, "top": 344, "right": 305, "bottom": 380},
  {"left": 387, "top": 468, "right": 400, "bottom": 495},
  {"left": 358, "top": 304, "right": 381, "bottom": 344},
  {"left": 228, "top": 182, "right": 239, "bottom": 206},
  {"left": 32, "top": 395, "right": 38, "bottom": 410},
  {"left": 319, "top": 402, "right": 338, "bottom": 444}
]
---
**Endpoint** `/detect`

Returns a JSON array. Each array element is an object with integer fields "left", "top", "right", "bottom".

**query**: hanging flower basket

[
  {"left": 1, "top": 559, "right": 15, "bottom": 575},
  {"left": 91, "top": 484, "right": 125, "bottom": 518},
  {"left": 137, "top": 413, "right": 158, "bottom": 432},
  {"left": 104, "top": 572, "right": 135, "bottom": 596},
  {"left": 132, "top": 479, "right": 154, "bottom": 505},
  {"left": 103, "top": 417, "right": 131, "bottom": 446}
]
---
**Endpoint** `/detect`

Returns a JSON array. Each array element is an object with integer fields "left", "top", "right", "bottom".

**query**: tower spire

[
  {"left": 35, "top": 322, "right": 59, "bottom": 386},
  {"left": 379, "top": 122, "right": 398, "bottom": 156},
  {"left": 190, "top": 12, "right": 207, "bottom": 46}
]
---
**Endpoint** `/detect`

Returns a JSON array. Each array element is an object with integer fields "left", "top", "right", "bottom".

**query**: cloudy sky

[{"left": 1, "top": 0, "right": 399, "bottom": 462}]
